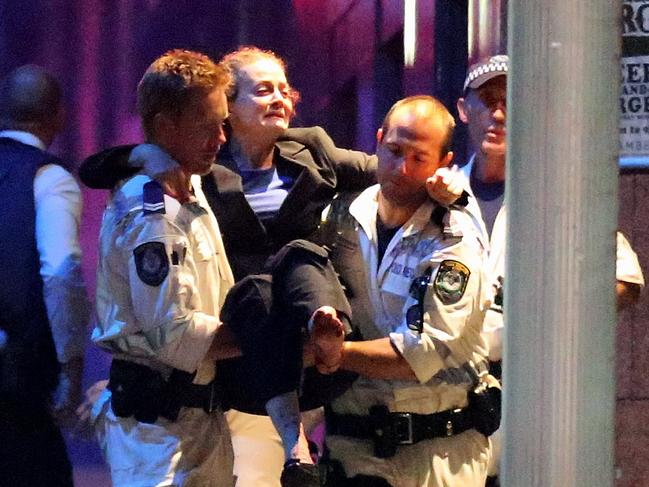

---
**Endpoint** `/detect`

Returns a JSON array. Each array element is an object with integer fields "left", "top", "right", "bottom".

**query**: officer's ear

[
  {"left": 457, "top": 98, "right": 469, "bottom": 124},
  {"left": 439, "top": 150, "right": 454, "bottom": 169},
  {"left": 152, "top": 112, "right": 176, "bottom": 144},
  {"left": 376, "top": 127, "right": 384, "bottom": 144}
]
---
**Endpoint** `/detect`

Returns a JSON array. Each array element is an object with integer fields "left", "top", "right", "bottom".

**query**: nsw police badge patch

[
  {"left": 134, "top": 242, "right": 169, "bottom": 287},
  {"left": 434, "top": 260, "right": 470, "bottom": 304}
]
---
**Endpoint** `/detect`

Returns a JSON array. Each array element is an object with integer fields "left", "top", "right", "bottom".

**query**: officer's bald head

[
  {"left": 0, "top": 65, "right": 64, "bottom": 143},
  {"left": 380, "top": 96, "right": 455, "bottom": 158}
]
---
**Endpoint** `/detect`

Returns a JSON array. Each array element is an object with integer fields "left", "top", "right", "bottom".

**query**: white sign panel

[{"left": 621, "top": 0, "right": 649, "bottom": 160}]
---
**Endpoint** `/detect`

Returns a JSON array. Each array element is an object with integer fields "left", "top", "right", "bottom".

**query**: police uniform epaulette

[{"left": 143, "top": 180, "right": 165, "bottom": 215}]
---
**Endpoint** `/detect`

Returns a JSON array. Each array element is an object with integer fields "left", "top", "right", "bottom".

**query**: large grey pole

[{"left": 503, "top": 2, "right": 621, "bottom": 486}]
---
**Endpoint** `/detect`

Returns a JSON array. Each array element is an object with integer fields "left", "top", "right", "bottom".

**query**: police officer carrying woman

[
  {"left": 81, "top": 46, "right": 459, "bottom": 487},
  {"left": 82, "top": 46, "right": 376, "bottom": 487}
]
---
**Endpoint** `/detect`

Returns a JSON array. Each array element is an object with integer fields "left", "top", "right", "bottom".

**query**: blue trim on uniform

[{"left": 143, "top": 180, "right": 165, "bottom": 214}]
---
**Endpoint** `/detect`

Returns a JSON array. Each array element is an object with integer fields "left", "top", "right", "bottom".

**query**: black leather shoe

[{"left": 280, "top": 460, "right": 320, "bottom": 487}]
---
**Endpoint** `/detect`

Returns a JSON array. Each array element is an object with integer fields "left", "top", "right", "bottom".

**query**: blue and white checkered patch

[{"left": 464, "top": 54, "right": 508, "bottom": 91}]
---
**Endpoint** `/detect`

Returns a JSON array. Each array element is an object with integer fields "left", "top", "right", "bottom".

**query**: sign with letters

[{"left": 621, "top": 0, "right": 649, "bottom": 165}]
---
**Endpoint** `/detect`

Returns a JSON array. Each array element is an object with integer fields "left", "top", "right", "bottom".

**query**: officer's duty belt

[
  {"left": 326, "top": 404, "right": 474, "bottom": 458},
  {"left": 109, "top": 359, "right": 220, "bottom": 423}
]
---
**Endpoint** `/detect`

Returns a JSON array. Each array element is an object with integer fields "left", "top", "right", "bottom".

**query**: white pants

[
  {"left": 225, "top": 409, "right": 284, "bottom": 487},
  {"left": 328, "top": 429, "right": 490, "bottom": 487},
  {"left": 487, "top": 428, "right": 501, "bottom": 476},
  {"left": 94, "top": 391, "right": 234, "bottom": 487}
]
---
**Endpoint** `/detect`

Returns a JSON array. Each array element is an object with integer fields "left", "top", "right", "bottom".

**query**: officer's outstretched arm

[
  {"left": 390, "top": 233, "right": 486, "bottom": 385},
  {"left": 338, "top": 338, "right": 417, "bottom": 381}
]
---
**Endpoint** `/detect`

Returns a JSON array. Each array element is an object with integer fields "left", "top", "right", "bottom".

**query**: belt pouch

[
  {"left": 369, "top": 405, "right": 397, "bottom": 458},
  {"left": 109, "top": 359, "right": 165, "bottom": 424},
  {"left": 468, "top": 381, "right": 501, "bottom": 437}
]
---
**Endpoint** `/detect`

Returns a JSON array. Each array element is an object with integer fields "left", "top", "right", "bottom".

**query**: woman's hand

[{"left": 425, "top": 165, "right": 465, "bottom": 206}]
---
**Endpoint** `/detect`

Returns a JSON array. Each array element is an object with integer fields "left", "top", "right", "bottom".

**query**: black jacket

[
  {"left": 79, "top": 127, "right": 378, "bottom": 280},
  {"left": 80, "top": 128, "right": 377, "bottom": 412}
]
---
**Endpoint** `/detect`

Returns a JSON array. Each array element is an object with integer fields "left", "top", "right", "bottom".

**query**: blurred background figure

[{"left": 0, "top": 64, "right": 89, "bottom": 486}]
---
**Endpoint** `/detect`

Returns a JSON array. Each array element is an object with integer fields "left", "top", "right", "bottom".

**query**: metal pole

[{"left": 503, "top": 2, "right": 620, "bottom": 486}]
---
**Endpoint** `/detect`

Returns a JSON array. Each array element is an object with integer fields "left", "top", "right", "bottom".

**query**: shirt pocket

[{"left": 381, "top": 255, "right": 419, "bottom": 298}]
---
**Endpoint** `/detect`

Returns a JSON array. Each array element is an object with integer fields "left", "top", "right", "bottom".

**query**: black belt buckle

[{"left": 393, "top": 412, "right": 414, "bottom": 445}]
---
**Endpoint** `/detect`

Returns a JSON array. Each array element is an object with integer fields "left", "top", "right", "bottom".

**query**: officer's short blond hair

[{"left": 137, "top": 49, "right": 231, "bottom": 139}]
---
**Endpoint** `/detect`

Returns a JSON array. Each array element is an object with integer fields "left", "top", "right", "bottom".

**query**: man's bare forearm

[{"left": 340, "top": 338, "right": 417, "bottom": 381}]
